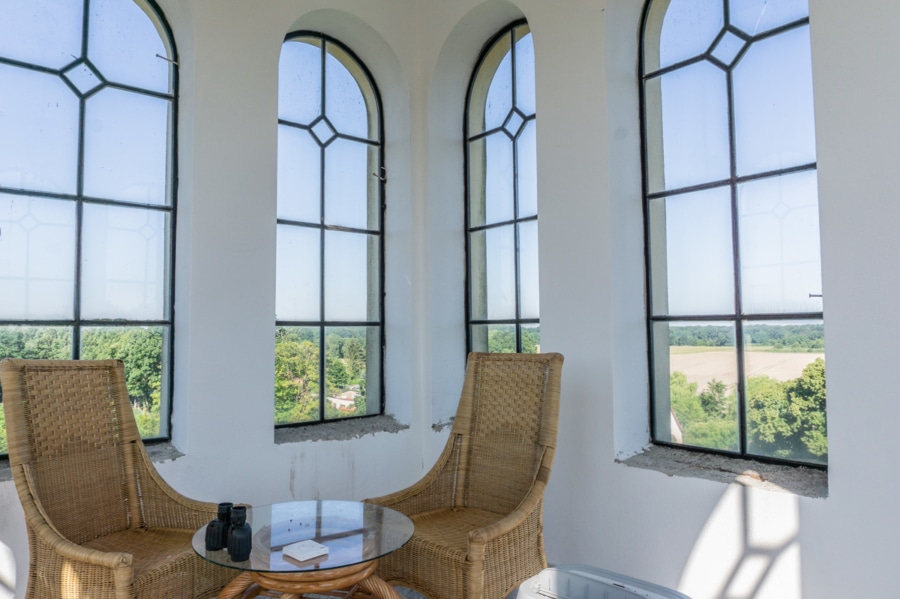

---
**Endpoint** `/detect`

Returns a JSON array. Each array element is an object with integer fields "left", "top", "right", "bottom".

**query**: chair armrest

[
  {"left": 15, "top": 466, "right": 133, "bottom": 571},
  {"left": 29, "top": 513, "right": 132, "bottom": 569}
]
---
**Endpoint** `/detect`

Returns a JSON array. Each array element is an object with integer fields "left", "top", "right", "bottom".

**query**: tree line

[{"left": 669, "top": 324, "right": 824, "bottom": 352}]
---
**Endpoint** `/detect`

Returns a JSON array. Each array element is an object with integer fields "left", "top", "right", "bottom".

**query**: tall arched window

[
  {"left": 275, "top": 32, "right": 384, "bottom": 426},
  {"left": 465, "top": 21, "right": 539, "bottom": 354},
  {"left": 0, "top": 0, "right": 178, "bottom": 452},
  {"left": 641, "top": 0, "right": 826, "bottom": 466}
]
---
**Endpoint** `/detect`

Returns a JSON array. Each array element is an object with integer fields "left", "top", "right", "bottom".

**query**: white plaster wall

[{"left": 3, "top": 1, "right": 900, "bottom": 598}]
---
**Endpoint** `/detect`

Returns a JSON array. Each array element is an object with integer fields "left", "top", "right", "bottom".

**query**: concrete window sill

[
  {"left": 619, "top": 444, "right": 828, "bottom": 498},
  {"left": 275, "top": 415, "right": 408, "bottom": 444}
]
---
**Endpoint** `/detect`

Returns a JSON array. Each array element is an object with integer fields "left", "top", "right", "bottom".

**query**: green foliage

[
  {"left": 275, "top": 329, "right": 320, "bottom": 424},
  {"left": 746, "top": 375, "right": 792, "bottom": 444},
  {"left": 81, "top": 328, "right": 163, "bottom": 410},
  {"left": 274, "top": 327, "right": 369, "bottom": 424},
  {"left": 326, "top": 358, "right": 349, "bottom": 392},
  {"left": 342, "top": 338, "right": 365, "bottom": 380},
  {"left": 0, "top": 409, "right": 6, "bottom": 455},
  {"left": 699, "top": 379, "right": 731, "bottom": 419},
  {"left": 0, "top": 326, "right": 71, "bottom": 361},
  {"left": 672, "top": 358, "right": 827, "bottom": 461},
  {"left": 488, "top": 329, "right": 516, "bottom": 353},
  {"left": 789, "top": 358, "right": 828, "bottom": 457},
  {"left": 486, "top": 326, "right": 541, "bottom": 353},
  {"left": 670, "top": 373, "right": 738, "bottom": 451}
]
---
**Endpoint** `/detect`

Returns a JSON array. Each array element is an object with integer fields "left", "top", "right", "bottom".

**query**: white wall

[{"left": 3, "top": 1, "right": 900, "bottom": 598}]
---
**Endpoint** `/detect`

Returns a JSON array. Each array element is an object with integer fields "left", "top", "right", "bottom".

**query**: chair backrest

[
  {"left": 450, "top": 352, "right": 563, "bottom": 514},
  {"left": 0, "top": 359, "right": 144, "bottom": 544}
]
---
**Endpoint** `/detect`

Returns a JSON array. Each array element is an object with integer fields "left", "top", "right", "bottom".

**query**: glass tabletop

[{"left": 191, "top": 500, "right": 414, "bottom": 573}]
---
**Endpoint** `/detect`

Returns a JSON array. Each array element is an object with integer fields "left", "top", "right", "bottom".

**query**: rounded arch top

[{"left": 279, "top": 7, "right": 409, "bottom": 111}]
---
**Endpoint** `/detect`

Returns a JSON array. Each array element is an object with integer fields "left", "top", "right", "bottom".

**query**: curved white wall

[{"left": 3, "top": 1, "right": 900, "bottom": 597}]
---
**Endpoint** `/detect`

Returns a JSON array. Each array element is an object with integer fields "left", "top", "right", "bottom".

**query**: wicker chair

[
  {"left": 367, "top": 352, "right": 564, "bottom": 599},
  {"left": 0, "top": 359, "right": 236, "bottom": 599}
]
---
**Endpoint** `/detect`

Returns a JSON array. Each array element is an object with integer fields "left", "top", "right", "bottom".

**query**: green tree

[
  {"left": 488, "top": 329, "right": 516, "bottom": 353},
  {"left": 669, "top": 373, "right": 738, "bottom": 451},
  {"left": 342, "top": 338, "right": 365, "bottom": 381},
  {"left": 326, "top": 358, "right": 349, "bottom": 391},
  {"left": 522, "top": 329, "right": 540, "bottom": 353},
  {"left": 788, "top": 358, "right": 827, "bottom": 457},
  {"left": 746, "top": 375, "right": 792, "bottom": 446},
  {"left": 274, "top": 332, "right": 319, "bottom": 424},
  {"left": 80, "top": 327, "right": 163, "bottom": 411},
  {"left": 699, "top": 378, "right": 730, "bottom": 418}
]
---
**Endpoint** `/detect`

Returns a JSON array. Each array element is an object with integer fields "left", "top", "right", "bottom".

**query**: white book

[{"left": 282, "top": 539, "right": 329, "bottom": 562}]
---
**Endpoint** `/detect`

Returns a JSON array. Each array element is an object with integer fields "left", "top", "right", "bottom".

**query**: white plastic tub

[{"left": 518, "top": 564, "right": 691, "bottom": 599}]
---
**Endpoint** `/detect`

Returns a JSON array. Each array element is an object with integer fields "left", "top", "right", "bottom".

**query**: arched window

[
  {"left": 465, "top": 21, "right": 539, "bottom": 354},
  {"left": 0, "top": 0, "right": 178, "bottom": 451},
  {"left": 275, "top": 32, "right": 384, "bottom": 425},
  {"left": 641, "top": 0, "right": 826, "bottom": 466}
]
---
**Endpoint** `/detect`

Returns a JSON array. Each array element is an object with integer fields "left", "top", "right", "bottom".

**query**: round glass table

[{"left": 192, "top": 500, "right": 414, "bottom": 598}]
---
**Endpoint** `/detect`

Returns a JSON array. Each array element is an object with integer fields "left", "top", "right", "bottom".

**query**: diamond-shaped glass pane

[
  {"left": 710, "top": 30, "right": 746, "bottom": 67},
  {"left": 503, "top": 110, "right": 525, "bottom": 138},
  {"left": 62, "top": 61, "right": 102, "bottom": 95},
  {"left": 311, "top": 118, "right": 336, "bottom": 145}
]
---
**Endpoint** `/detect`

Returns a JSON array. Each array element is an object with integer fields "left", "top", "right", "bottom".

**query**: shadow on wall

[{"left": 680, "top": 485, "right": 801, "bottom": 599}]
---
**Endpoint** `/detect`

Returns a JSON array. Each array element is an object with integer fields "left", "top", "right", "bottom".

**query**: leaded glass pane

[
  {"left": 324, "top": 139, "right": 376, "bottom": 230},
  {"left": 80, "top": 203, "right": 167, "bottom": 320},
  {"left": 734, "top": 26, "right": 817, "bottom": 175},
  {"left": 0, "top": 195, "right": 76, "bottom": 320},
  {"left": 738, "top": 171, "right": 822, "bottom": 314},
  {"left": 0, "top": 0, "right": 83, "bottom": 70},
  {"left": 729, "top": 0, "right": 808, "bottom": 36},
  {"left": 0, "top": 65, "right": 79, "bottom": 194},
  {"left": 279, "top": 38, "right": 322, "bottom": 125},
  {"left": 88, "top": 0, "right": 170, "bottom": 94},
  {"left": 645, "top": 61, "right": 731, "bottom": 193},
  {"left": 649, "top": 188, "right": 735, "bottom": 316},
  {"left": 513, "top": 28, "right": 535, "bottom": 116},
  {"left": 277, "top": 126, "right": 321, "bottom": 223},
  {"left": 83, "top": 88, "right": 171, "bottom": 205},
  {"left": 276, "top": 225, "right": 321, "bottom": 322},
  {"left": 325, "top": 44, "right": 370, "bottom": 140},
  {"left": 517, "top": 121, "right": 537, "bottom": 219},
  {"left": 656, "top": 0, "right": 724, "bottom": 70},
  {"left": 324, "top": 230, "right": 374, "bottom": 322},
  {"left": 519, "top": 221, "right": 539, "bottom": 320}
]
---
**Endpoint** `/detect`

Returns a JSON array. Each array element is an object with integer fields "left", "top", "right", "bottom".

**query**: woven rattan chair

[
  {"left": 367, "top": 352, "right": 564, "bottom": 599},
  {"left": 0, "top": 359, "right": 236, "bottom": 599}
]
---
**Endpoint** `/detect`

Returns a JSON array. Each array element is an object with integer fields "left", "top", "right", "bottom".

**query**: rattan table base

[{"left": 216, "top": 559, "right": 401, "bottom": 599}]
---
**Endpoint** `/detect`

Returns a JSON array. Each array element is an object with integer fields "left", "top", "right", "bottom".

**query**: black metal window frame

[
  {"left": 464, "top": 19, "right": 539, "bottom": 354},
  {"left": 639, "top": 1, "right": 825, "bottom": 468},
  {"left": 275, "top": 31, "right": 386, "bottom": 427},
  {"left": 0, "top": 0, "right": 178, "bottom": 446}
]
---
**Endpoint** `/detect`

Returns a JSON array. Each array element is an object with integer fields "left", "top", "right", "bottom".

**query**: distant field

[{"left": 670, "top": 348, "right": 824, "bottom": 390}]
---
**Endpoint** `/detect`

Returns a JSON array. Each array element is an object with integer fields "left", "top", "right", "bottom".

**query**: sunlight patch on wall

[
  {"left": 0, "top": 541, "right": 15, "bottom": 599},
  {"left": 680, "top": 484, "right": 801, "bottom": 599}
]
